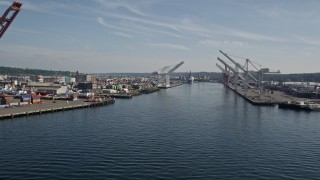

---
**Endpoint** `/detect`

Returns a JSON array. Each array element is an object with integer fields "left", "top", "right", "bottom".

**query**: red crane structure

[{"left": 0, "top": 1, "right": 22, "bottom": 39}]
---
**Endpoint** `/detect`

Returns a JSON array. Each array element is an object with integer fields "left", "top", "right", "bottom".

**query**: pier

[
  {"left": 0, "top": 85, "right": 177, "bottom": 120},
  {"left": 225, "top": 83, "right": 320, "bottom": 111},
  {"left": 0, "top": 98, "right": 115, "bottom": 120},
  {"left": 226, "top": 82, "right": 306, "bottom": 105},
  {"left": 216, "top": 50, "right": 320, "bottom": 111}
]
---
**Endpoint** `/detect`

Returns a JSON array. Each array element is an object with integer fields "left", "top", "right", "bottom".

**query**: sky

[{"left": 1, "top": 0, "right": 320, "bottom": 74}]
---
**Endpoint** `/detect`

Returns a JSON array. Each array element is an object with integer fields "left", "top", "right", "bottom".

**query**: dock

[
  {"left": 0, "top": 98, "right": 115, "bottom": 120},
  {"left": 226, "top": 83, "right": 303, "bottom": 105},
  {"left": 226, "top": 84, "right": 276, "bottom": 106},
  {"left": 109, "top": 94, "right": 133, "bottom": 99}
]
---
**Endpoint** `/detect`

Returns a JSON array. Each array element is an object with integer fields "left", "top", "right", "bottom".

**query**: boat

[
  {"left": 278, "top": 100, "right": 320, "bottom": 111},
  {"left": 306, "top": 103, "right": 320, "bottom": 111},
  {"left": 187, "top": 71, "right": 194, "bottom": 84}
]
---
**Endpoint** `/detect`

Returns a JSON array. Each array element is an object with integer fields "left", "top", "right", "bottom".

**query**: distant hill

[
  {"left": 98, "top": 72, "right": 223, "bottom": 79},
  {"left": 2, "top": 66, "right": 319, "bottom": 83},
  {"left": 0, "top": 66, "right": 72, "bottom": 76}
]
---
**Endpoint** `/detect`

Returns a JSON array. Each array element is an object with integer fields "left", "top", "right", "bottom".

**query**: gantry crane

[
  {"left": 153, "top": 61, "right": 184, "bottom": 88},
  {"left": 217, "top": 50, "right": 280, "bottom": 97},
  {"left": 0, "top": 1, "right": 22, "bottom": 39}
]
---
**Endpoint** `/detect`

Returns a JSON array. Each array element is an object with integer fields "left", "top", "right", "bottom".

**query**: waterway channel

[{"left": 1, "top": 83, "right": 320, "bottom": 179}]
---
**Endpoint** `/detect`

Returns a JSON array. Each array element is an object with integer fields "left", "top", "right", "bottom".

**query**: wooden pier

[{"left": 0, "top": 98, "right": 115, "bottom": 120}]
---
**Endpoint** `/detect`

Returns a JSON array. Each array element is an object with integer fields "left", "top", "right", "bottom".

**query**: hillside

[{"left": 0, "top": 66, "right": 72, "bottom": 76}]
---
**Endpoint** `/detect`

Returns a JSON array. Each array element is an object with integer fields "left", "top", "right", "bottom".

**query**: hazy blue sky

[{"left": 1, "top": 0, "right": 320, "bottom": 73}]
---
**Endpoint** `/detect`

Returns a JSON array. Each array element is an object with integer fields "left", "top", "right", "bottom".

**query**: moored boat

[{"left": 187, "top": 71, "right": 194, "bottom": 84}]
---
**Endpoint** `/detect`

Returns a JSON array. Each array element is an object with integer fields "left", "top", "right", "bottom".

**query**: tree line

[{"left": 0, "top": 66, "right": 72, "bottom": 76}]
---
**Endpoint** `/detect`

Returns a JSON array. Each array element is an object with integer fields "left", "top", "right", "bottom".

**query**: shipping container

[
  {"left": 20, "top": 94, "right": 31, "bottom": 102},
  {"left": 0, "top": 95, "right": 14, "bottom": 100},
  {"left": 9, "top": 102, "right": 19, "bottom": 106},
  {"left": 0, "top": 104, "right": 9, "bottom": 108},
  {"left": 19, "top": 102, "right": 29, "bottom": 106},
  {"left": 5, "top": 99, "right": 20, "bottom": 104},
  {"left": 0, "top": 98, "right": 4, "bottom": 105}
]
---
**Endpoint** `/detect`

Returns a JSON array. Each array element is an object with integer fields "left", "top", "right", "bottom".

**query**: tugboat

[{"left": 187, "top": 71, "right": 194, "bottom": 84}]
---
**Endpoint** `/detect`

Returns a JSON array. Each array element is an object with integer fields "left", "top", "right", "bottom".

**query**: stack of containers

[
  {"left": 0, "top": 95, "right": 11, "bottom": 104},
  {"left": 0, "top": 97, "right": 4, "bottom": 105},
  {"left": 20, "top": 95, "right": 30, "bottom": 106},
  {"left": 31, "top": 95, "right": 41, "bottom": 104},
  {"left": 1, "top": 95, "right": 19, "bottom": 106},
  {"left": 20, "top": 95, "right": 30, "bottom": 103}
]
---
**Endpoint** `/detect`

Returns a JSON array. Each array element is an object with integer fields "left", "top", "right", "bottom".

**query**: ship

[{"left": 187, "top": 71, "right": 194, "bottom": 84}]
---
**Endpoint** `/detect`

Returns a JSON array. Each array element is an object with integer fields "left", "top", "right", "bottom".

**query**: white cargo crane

[
  {"left": 217, "top": 57, "right": 240, "bottom": 90},
  {"left": 236, "top": 57, "right": 280, "bottom": 96},
  {"left": 217, "top": 50, "right": 281, "bottom": 97},
  {"left": 219, "top": 50, "right": 260, "bottom": 96},
  {"left": 216, "top": 63, "right": 232, "bottom": 86},
  {"left": 219, "top": 50, "right": 258, "bottom": 82},
  {"left": 257, "top": 68, "right": 281, "bottom": 96},
  {"left": 217, "top": 57, "right": 251, "bottom": 91},
  {"left": 153, "top": 61, "right": 184, "bottom": 88}
]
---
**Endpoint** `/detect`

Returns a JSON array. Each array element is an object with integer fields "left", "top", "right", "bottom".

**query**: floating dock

[{"left": 0, "top": 98, "right": 115, "bottom": 120}]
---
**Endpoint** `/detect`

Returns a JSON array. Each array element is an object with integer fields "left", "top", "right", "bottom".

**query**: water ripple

[{"left": 1, "top": 83, "right": 320, "bottom": 179}]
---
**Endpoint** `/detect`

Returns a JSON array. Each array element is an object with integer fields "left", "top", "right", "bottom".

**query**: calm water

[{"left": 1, "top": 83, "right": 320, "bottom": 179}]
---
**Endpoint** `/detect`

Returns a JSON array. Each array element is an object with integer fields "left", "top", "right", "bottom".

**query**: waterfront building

[{"left": 26, "top": 82, "right": 68, "bottom": 95}]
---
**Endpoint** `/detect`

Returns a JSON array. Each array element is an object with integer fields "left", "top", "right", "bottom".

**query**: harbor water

[{"left": 1, "top": 83, "right": 320, "bottom": 179}]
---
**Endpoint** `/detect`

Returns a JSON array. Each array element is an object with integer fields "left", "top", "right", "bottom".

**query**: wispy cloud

[
  {"left": 255, "top": 1, "right": 319, "bottom": 19},
  {"left": 95, "top": 0, "right": 146, "bottom": 16},
  {"left": 96, "top": 8, "right": 288, "bottom": 44},
  {"left": 97, "top": 17, "right": 113, "bottom": 28},
  {"left": 0, "top": 1, "right": 10, "bottom": 6},
  {"left": 113, "top": 32, "right": 132, "bottom": 38},
  {"left": 20, "top": 1, "right": 69, "bottom": 13},
  {"left": 230, "top": 31, "right": 287, "bottom": 42},
  {"left": 199, "top": 39, "right": 248, "bottom": 48},
  {"left": 10, "top": 28, "right": 49, "bottom": 36},
  {"left": 96, "top": 17, "right": 146, "bottom": 35},
  {"left": 145, "top": 43, "right": 191, "bottom": 51},
  {"left": 294, "top": 35, "right": 320, "bottom": 46},
  {"left": 96, "top": 11, "right": 182, "bottom": 33}
]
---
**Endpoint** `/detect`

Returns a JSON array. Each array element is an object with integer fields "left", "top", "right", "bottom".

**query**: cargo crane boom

[
  {"left": 0, "top": 1, "right": 22, "bottom": 39},
  {"left": 168, "top": 61, "right": 184, "bottom": 74},
  {"left": 219, "top": 50, "right": 257, "bottom": 82},
  {"left": 217, "top": 57, "right": 244, "bottom": 80},
  {"left": 155, "top": 61, "right": 184, "bottom": 88},
  {"left": 217, "top": 50, "right": 281, "bottom": 97}
]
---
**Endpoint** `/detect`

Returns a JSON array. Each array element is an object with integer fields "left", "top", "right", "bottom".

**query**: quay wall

[{"left": 0, "top": 98, "right": 115, "bottom": 120}]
